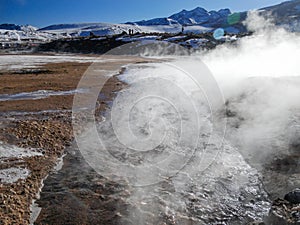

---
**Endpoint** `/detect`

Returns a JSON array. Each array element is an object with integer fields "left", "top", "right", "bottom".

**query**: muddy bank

[
  {"left": 0, "top": 113, "right": 73, "bottom": 225},
  {"left": 34, "top": 144, "right": 130, "bottom": 225},
  {"left": 0, "top": 56, "right": 155, "bottom": 225}
]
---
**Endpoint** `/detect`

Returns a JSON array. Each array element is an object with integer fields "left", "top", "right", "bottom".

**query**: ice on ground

[
  {"left": 0, "top": 89, "right": 87, "bottom": 101},
  {"left": 179, "top": 38, "right": 209, "bottom": 49},
  {"left": 116, "top": 35, "right": 160, "bottom": 42},
  {"left": 0, "top": 142, "right": 42, "bottom": 184},
  {"left": 183, "top": 25, "right": 212, "bottom": 34},
  {"left": 163, "top": 36, "right": 186, "bottom": 42},
  {"left": 0, "top": 167, "right": 30, "bottom": 184},
  {"left": 0, "top": 141, "right": 42, "bottom": 160},
  {"left": 0, "top": 55, "right": 109, "bottom": 71}
]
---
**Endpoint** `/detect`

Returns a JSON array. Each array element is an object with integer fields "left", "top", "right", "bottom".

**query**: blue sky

[{"left": 0, "top": 0, "right": 285, "bottom": 27}]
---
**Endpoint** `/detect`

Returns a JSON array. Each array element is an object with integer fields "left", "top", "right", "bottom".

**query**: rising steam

[
  {"left": 73, "top": 11, "right": 300, "bottom": 224},
  {"left": 200, "top": 11, "right": 300, "bottom": 166}
]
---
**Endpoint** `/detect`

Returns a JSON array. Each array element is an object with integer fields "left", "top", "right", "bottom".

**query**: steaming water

[
  {"left": 36, "top": 12, "right": 300, "bottom": 224},
  {"left": 90, "top": 62, "right": 271, "bottom": 224},
  {"left": 199, "top": 11, "right": 300, "bottom": 198},
  {"left": 96, "top": 30, "right": 300, "bottom": 221},
  {"left": 36, "top": 60, "right": 272, "bottom": 224}
]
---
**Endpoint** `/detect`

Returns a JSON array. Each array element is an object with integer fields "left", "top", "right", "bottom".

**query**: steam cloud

[
  {"left": 200, "top": 11, "right": 300, "bottom": 166},
  {"left": 73, "top": 11, "right": 300, "bottom": 224}
]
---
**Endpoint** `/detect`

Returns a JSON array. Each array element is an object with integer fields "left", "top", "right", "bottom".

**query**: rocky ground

[
  {"left": 267, "top": 195, "right": 300, "bottom": 225},
  {"left": 0, "top": 55, "right": 156, "bottom": 225}
]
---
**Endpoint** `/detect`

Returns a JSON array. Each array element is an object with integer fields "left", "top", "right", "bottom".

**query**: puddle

[{"left": 0, "top": 89, "right": 87, "bottom": 101}]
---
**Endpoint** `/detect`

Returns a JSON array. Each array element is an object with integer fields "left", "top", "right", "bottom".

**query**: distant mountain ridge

[
  {"left": 128, "top": 7, "right": 234, "bottom": 28},
  {"left": 260, "top": 0, "right": 300, "bottom": 31},
  {"left": 124, "top": 0, "right": 300, "bottom": 31},
  {"left": 0, "top": 24, "right": 22, "bottom": 30},
  {"left": 0, "top": 23, "right": 37, "bottom": 32},
  {"left": 38, "top": 23, "right": 106, "bottom": 31},
  {"left": 2, "top": 0, "right": 300, "bottom": 32},
  {"left": 1, "top": 0, "right": 300, "bottom": 43}
]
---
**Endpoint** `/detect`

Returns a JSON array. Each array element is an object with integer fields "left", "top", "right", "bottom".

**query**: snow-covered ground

[
  {"left": 0, "top": 142, "right": 42, "bottom": 184},
  {"left": 0, "top": 25, "right": 65, "bottom": 44},
  {"left": 179, "top": 38, "right": 209, "bottom": 48},
  {"left": 0, "top": 55, "right": 108, "bottom": 70},
  {"left": 0, "top": 22, "right": 212, "bottom": 45},
  {"left": 39, "top": 23, "right": 211, "bottom": 37},
  {"left": 116, "top": 35, "right": 161, "bottom": 42},
  {"left": 163, "top": 35, "right": 187, "bottom": 42}
]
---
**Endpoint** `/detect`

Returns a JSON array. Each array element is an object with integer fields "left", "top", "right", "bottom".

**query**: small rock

[
  {"left": 284, "top": 189, "right": 300, "bottom": 204},
  {"left": 248, "top": 221, "right": 265, "bottom": 225}
]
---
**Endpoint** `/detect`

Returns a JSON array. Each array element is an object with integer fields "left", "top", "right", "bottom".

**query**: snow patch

[
  {"left": 0, "top": 89, "right": 87, "bottom": 101},
  {"left": 116, "top": 35, "right": 160, "bottom": 42},
  {"left": 0, "top": 141, "right": 42, "bottom": 160},
  {"left": 163, "top": 36, "right": 186, "bottom": 42},
  {"left": 0, "top": 55, "right": 103, "bottom": 70},
  {"left": 0, "top": 167, "right": 30, "bottom": 184}
]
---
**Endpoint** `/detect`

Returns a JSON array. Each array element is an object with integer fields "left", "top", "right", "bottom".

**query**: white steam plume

[{"left": 199, "top": 11, "right": 300, "bottom": 177}]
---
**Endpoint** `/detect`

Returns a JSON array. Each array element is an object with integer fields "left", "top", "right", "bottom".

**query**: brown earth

[
  {"left": 0, "top": 62, "right": 90, "bottom": 112},
  {"left": 0, "top": 55, "right": 158, "bottom": 225}
]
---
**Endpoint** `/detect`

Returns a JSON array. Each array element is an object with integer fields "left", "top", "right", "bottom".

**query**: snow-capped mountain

[
  {"left": 1, "top": 0, "right": 300, "bottom": 45},
  {"left": 0, "top": 24, "right": 38, "bottom": 33},
  {"left": 0, "top": 24, "right": 23, "bottom": 30},
  {"left": 260, "top": 0, "right": 300, "bottom": 31},
  {"left": 39, "top": 23, "right": 148, "bottom": 37},
  {"left": 36, "top": 7, "right": 240, "bottom": 38},
  {"left": 130, "top": 7, "right": 232, "bottom": 27},
  {"left": 0, "top": 23, "right": 65, "bottom": 44},
  {"left": 38, "top": 22, "right": 210, "bottom": 37},
  {"left": 128, "top": 0, "right": 300, "bottom": 31}
]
